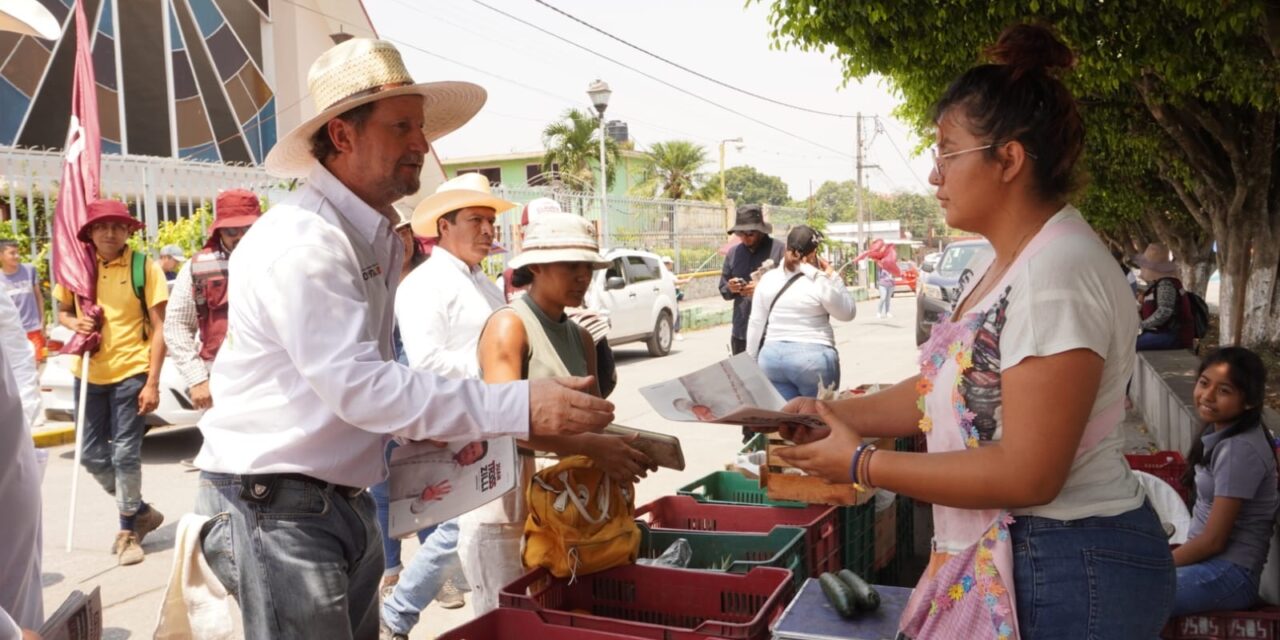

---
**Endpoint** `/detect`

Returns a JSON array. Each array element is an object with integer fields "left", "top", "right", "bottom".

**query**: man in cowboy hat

[
  {"left": 720, "top": 204, "right": 784, "bottom": 355},
  {"left": 191, "top": 38, "right": 614, "bottom": 639},
  {"left": 162, "top": 189, "right": 261, "bottom": 411},
  {"left": 53, "top": 199, "right": 169, "bottom": 567},
  {"left": 378, "top": 173, "right": 512, "bottom": 638},
  {"left": 1134, "top": 242, "right": 1194, "bottom": 351}
]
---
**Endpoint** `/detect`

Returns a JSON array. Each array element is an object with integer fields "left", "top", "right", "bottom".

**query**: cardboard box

[{"left": 757, "top": 434, "right": 879, "bottom": 506}]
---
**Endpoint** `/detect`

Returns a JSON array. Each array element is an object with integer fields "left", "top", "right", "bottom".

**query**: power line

[
  {"left": 531, "top": 0, "right": 855, "bottom": 120},
  {"left": 876, "top": 128, "right": 932, "bottom": 191},
  {"left": 465, "top": 0, "right": 854, "bottom": 160}
]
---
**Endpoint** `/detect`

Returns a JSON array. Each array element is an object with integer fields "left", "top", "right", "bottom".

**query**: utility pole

[{"left": 855, "top": 113, "right": 880, "bottom": 289}]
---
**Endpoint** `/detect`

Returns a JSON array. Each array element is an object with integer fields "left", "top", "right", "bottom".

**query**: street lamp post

[
  {"left": 718, "top": 137, "right": 743, "bottom": 227},
  {"left": 587, "top": 79, "right": 612, "bottom": 246}
]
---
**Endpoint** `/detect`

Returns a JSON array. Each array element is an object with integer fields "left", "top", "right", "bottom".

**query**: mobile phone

[{"left": 604, "top": 424, "right": 686, "bottom": 471}]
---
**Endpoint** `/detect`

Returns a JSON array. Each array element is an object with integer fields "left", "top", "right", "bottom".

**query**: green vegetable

[
  {"left": 819, "top": 572, "right": 857, "bottom": 618},
  {"left": 838, "top": 569, "right": 881, "bottom": 612}
]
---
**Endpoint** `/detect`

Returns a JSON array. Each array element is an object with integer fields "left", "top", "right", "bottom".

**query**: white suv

[{"left": 591, "top": 249, "right": 679, "bottom": 356}]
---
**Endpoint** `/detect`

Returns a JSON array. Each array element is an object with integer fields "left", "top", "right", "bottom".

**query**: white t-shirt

[
  {"left": 745, "top": 263, "right": 857, "bottom": 358},
  {"left": 979, "top": 207, "right": 1144, "bottom": 520}
]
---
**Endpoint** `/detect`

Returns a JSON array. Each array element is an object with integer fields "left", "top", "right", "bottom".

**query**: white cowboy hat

[
  {"left": 264, "top": 38, "right": 486, "bottom": 179},
  {"left": 1133, "top": 242, "right": 1178, "bottom": 275},
  {"left": 507, "top": 213, "right": 609, "bottom": 270},
  {"left": 0, "top": 0, "right": 60, "bottom": 39},
  {"left": 410, "top": 173, "right": 514, "bottom": 238}
]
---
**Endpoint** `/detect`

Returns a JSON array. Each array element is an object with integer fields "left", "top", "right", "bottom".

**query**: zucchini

[
  {"left": 819, "top": 572, "right": 857, "bottom": 618},
  {"left": 837, "top": 569, "right": 881, "bottom": 612}
]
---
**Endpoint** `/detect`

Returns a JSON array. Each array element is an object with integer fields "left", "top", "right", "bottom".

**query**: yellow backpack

[{"left": 522, "top": 455, "right": 639, "bottom": 580}]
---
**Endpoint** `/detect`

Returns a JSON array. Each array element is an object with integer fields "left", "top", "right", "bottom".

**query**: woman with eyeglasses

[{"left": 772, "top": 24, "right": 1173, "bottom": 639}]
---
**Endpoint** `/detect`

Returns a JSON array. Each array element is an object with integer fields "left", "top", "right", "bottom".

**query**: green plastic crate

[
  {"left": 636, "top": 522, "right": 808, "bottom": 590},
  {"left": 840, "top": 500, "right": 876, "bottom": 578},
  {"left": 677, "top": 471, "right": 807, "bottom": 508}
]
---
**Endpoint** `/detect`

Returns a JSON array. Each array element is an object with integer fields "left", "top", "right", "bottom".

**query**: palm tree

[
  {"left": 636, "top": 140, "right": 709, "bottom": 200},
  {"left": 541, "top": 108, "right": 619, "bottom": 192}
]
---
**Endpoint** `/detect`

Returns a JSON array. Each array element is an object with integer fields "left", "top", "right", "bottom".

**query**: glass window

[
  {"left": 605, "top": 258, "right": 627, "bottom": 282},
  {"left": 625, "top": 256, "right": 660, "bottom": 283},
  {"left": 938, "top": 243, "right": 993, "bottom": 277}
]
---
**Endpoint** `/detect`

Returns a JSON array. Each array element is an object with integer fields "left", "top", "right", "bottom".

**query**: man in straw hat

[
  {"left": 191, "top": 38, "right": 614, "bottom": 638},
  {"left": 53, "top": 199, "right": 169, "bottom": 567},
  {"left": 1134, "top": 242, "right": 1194, "bottom": 351},
  {"left": 162, "top": 189, "right": 261, "bottom": 411}
]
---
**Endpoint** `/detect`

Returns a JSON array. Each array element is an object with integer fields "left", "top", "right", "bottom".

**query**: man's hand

[
  {"left": 529, "top": 377, "right": 614, "bottom": 437},
  {"left": 71, "top": 316, "right": 96, "bottom": 335},
  {"left": 138, "top": 383, "right": 160, "bottom": 415},
  {"left": 726, "top": 278, "right": 745, "bottom": 294},
  {"left": 189, "top": 381, "right": 213, "bottom": 410},
  {"left": 419, "top": 480, "right": 451, "bottom": 502},
  {"left": 21, "top": 629, "right": 43, "bottom": 640},
  {"left": 741, "top": 281, "right": 757, "bottom": 298}
]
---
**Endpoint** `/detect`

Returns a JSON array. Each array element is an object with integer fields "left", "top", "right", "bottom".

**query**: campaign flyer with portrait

[
  {"left": 386, "top": 437, "right": 518, "bottom": 538},
  {"left": 639, "top": 353, "right": 825, "bottom": 428}
]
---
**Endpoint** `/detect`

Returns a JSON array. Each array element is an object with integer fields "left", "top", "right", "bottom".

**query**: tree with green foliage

[
  {"left": 635, "top": 140, "right": 709, "bottom": 200},
  {"left": 541, "top": 108, "right": 620, "bottom": 193},
  {"left": 720, "top": 165, "right": 791, "bottom": 206},
  {"left": 763, "top": 0, "right": 1280, "bottom": 346}
]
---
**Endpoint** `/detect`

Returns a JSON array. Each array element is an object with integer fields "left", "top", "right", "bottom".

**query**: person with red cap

[
  {"left": 52, "top": 199, "right": 169, "bottom": 567},
  {"left": 163, "top": 189, "right": 261, "bottom": 410}
]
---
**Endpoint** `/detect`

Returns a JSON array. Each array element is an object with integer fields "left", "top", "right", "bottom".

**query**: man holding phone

[{"left": 719, "top": 204, "right": 784, "bottom": 356}]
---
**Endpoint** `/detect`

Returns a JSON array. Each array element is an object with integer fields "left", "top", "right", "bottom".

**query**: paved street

[{"left": 35, "top": 293, "right": 921, "bottom": 639}]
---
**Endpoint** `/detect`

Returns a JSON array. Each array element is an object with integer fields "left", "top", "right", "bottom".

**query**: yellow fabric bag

[{"left": 522, "top": 455, "right": 639, "bottom": 580}]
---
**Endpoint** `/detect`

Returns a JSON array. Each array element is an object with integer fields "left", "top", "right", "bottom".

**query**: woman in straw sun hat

[
  {"left": 1134, "top": 242, "right": 1194, "bottom": 351},
  {"left": 461, "top": 212, "right": 654, "bottom": 615},
  {"left": 190, "top": 37, "right": 614, "bottom": 640}
]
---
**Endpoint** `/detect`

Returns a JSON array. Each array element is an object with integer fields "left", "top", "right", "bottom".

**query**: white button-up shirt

[
  {"left": 746, "top": 262, "right": 857, "bottom": 359},
  {"left": 395, "top": 245, "right": 505, "bottom": 379},
  {"left": 194, "top": 164, "right": 529, "bottom": 487}
]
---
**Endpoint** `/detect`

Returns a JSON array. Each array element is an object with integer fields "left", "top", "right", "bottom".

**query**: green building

[{"left": 439, "top": 150, "right": 650, "bottom": 198}]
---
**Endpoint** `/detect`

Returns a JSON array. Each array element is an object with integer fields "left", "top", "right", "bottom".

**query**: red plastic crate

[
  {"left": 1162, "top": 607, "right": 1280, "bottom": 639},
  {"left": 636, "top": 495, "right": 840, "bottom": 577},
  {"left": 1126, "top": 451, "right": 1190, "bottom": 501},
  {"left": 440, "top": 608, "right": 641, "bottom": 640},
  {"left": 499, "top": 565, "right": 795, "bottom": 640}
]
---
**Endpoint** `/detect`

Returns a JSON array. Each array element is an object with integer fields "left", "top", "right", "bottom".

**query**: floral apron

[{"left": 899, "top": 217, "right": 1121, "bottom": 640}]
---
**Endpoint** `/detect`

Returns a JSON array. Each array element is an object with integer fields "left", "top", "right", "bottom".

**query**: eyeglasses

[{"left": 930, "top": 143, "right": 1038, "bottom": 179}]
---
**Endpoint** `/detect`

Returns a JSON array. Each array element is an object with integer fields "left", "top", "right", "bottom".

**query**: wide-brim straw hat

[
  {"left": 508, "top": 213, "right": 609, "bottom": 270},
  {"left": 1133, "top": 242, "right": 1178, "bottom": 275},
  {"left": 0, "top": 0, "right": 60, "bottom": 39},
  {"left": 411, "top": 173, "right": 514, "bottom": 238},
  {"left": 264, "top": 38, "right": 486, "bottom": 179}
]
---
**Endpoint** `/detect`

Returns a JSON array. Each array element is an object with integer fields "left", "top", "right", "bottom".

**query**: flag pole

[{"left": 66, "top": 353, "right": 90, "bottom": 552}]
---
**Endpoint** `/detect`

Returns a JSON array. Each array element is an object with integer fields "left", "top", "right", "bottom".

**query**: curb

[{"left": 32, "top": 424, "right": 76, "bottom": 448}]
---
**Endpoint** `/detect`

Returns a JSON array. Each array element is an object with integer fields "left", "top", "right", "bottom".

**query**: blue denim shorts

[{"left": 1010, "top": 501, "right": 1174, "bottom": 639}]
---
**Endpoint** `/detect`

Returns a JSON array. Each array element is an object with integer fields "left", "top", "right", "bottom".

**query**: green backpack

[{"left": 129, "top": 250, "right": 149, "bottom": 339}]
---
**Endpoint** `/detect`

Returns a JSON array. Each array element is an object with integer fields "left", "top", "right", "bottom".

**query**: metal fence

[{"left": 489, "top": 185, "right": 815, "bottom": 275}]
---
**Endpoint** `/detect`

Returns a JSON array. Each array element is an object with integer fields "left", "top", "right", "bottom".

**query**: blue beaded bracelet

[{"left": 849, "top": 442, "right": 870, "bottom": 484}]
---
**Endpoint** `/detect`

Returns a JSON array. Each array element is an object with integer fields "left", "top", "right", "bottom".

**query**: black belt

[{"left": 238, "top": 472, "right": 364, "bottom": 504}]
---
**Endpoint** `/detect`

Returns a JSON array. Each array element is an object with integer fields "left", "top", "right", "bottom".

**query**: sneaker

[
  {"left": 436, "top": 576, "right": 466, "bottom": 610},
  {"left": 114, "top": 531, "right": 144, "bottom": 566},
  {"left": 675, "top": 334, "right": 685, "bottom": 342},
  {"left": 133, "top": 506, "right": 165, "bottom": 546},
  {"left": 379, "top": 622, "right": 407, "bottom": 640}
]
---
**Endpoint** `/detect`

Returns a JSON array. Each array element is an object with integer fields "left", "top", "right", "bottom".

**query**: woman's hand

[
  {"left": 774, "top": 396, "right": 832, "bottom": 444},
  {"left": 582, "top": 433, "right": 655, "bottom": 484},
  {"left": 775, "top": 402, "right": 864, "bottom": 483}
]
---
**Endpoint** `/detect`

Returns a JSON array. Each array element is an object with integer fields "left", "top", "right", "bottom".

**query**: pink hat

[{"left": 77, "top": 200, "right": 142, "bottom": 242}]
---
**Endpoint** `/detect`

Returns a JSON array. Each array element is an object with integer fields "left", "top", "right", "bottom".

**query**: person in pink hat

[
  {"left": 162, "top": 189, "right": 261, "bottom": 411},
  {"left": 52, "top": 199, "right": 169, "bottom": 567}
]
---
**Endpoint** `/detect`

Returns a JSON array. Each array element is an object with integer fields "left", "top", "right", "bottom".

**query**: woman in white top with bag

[{"left": 746, "top": 225, "right": 856, "bottom": 400}]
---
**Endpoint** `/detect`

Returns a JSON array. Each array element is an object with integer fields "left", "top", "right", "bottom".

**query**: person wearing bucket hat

[
  {"left": 53, "top": 199, "right": 169, "bottom": 567},
  {"left": 1134, "top": 242, "right": 1195, "bottom": 351},
  {"left": 191, "top": 38, "right": 614, "bottom": 639},
  {"left": 720, "top": 204, "right": 784, "bottom": 356},
  {"left": 162, "top": 189, "right": 261, "bottom": 413},
  {"left": 467, "top": 212, "right": 654, "bottom": 616}
]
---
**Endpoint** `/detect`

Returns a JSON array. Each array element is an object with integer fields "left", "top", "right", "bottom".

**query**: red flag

[{"left": 51, "top": 0, "right": 102, "bottom": 356}]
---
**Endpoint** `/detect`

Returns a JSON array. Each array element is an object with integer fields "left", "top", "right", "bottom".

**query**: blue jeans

[
  {"left": 195, "top": 471, "right": 383, "bottom": 639},
  {"left": 1137, "top": 330, "right": 1181, "bottom": 351},
  {"left": 371, "top": 441, "right": 431, "bottom": 575},
  {"left": 758, "top": 341, "right": 840, "bottom": 400},
  {"left": 73, "top": 373, "right": 147, "bottom": 515},
  {"left": 1173, "top": 557, "right": 1259, "bottom": 616},
  {"left": 878, "top": 284, "right": 894, "bottom": 315},
  {"left": 1010, "top": 501, "right": 1174, "bottom": 639},
  {"left": 381, "top": 518, "right": 462, "bottom": 634}
]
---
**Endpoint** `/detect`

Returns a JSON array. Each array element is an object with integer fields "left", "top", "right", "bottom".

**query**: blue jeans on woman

[
  {"left": 1137, "top": 329, "right": 1182, "bottom": 351},
  {"left": 878, "top": 283, "right": 894, "bottom": 316},
  {"left": 1173, "top": 557, "right": 1259, "bottom": 616},
  {"left": 758, "top": 340, "right": 840, "bottom": 400},
  {"left": 1009, "top": 500, "right": 1174, "bottom": 639}
]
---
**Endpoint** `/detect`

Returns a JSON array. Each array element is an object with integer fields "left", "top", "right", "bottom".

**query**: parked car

[
  {"left": 591, "top": 248, "right": 679, "bottom": 356},
  {"left": 915, "top": 239, "right": 994, "bottom": 345},
  {"left": 893, "top": 261, "right": 919, "bottom": 293},
  {"left": 40, "top": 325, "right": 205, "bottom": 427},
  {"left": 921, "top": 252, "right": 942, "bottom": 273}
]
